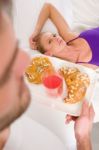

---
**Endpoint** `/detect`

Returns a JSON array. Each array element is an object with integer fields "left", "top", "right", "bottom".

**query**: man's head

[
  {"left": 34, "top": 32, "right": 66, "bottom": 56},
  {"left": 0, "top": 0, "right": 30, "bottom": 131}
]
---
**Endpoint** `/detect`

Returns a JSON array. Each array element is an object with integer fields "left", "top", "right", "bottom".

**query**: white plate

[{"left": 25, "top": 54, "right": 97, "bottom": 116}]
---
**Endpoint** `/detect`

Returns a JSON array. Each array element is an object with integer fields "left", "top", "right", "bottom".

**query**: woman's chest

[{"left": 72, "top": 38, "right": 92, "bottom": 62}]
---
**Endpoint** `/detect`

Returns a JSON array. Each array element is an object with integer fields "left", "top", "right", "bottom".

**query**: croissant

[
  {"left": 60, "top": 67, "right": 90, "bottom": 104},
  {"left": 25, "top": 57, "right": 54, "bottom": 84}
]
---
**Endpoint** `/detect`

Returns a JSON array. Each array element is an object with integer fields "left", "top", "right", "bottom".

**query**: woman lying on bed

[{"left": 29, "top": 3, "right": 99, "bottom": 70}]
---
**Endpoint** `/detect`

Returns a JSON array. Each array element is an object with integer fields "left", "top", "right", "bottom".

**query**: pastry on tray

[
  {"left": 25, "top": 56, "right": 54, "bottom": 84},
  {"left": 60, "top": 67, "right": 90, "bottom": 104}
]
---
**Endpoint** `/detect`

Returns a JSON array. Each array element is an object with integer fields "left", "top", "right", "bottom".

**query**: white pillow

[
  {"left": 71, "top": 0, "right": 99, "bottom": 33},
  {"left": 13, "top": 0, "right": 73, "bottom": 51}
]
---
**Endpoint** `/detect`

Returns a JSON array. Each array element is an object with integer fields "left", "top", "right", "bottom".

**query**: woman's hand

[
  {"left": 66, "top": 100, "right": 95, "bottom": 140},
  {"left": 29, "top": 31, "right": 39, "bottom": 50},
  {"left": 29, "top": 3, "right": 51, "bottom": 50}
]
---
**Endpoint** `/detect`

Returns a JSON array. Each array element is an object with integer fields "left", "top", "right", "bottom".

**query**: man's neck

[{"left": 0, "top": 128, "right": 10, "bottom": 150}]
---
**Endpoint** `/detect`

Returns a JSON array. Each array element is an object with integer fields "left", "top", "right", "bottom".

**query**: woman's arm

[
  {"left": 29, "top": 3, "right": 50, "bottom": 49},
  {"left": 49, "top": 3, "right": 76, "bottom": 41},
  {"left": 78, "top": 63, "right": 98, "bottom": 70},
  {"left": 30, "top": 3, "right": 76, "bottom": 42},
  {"left": 32, "top": 3, "right": 50, "bottom": 35}
]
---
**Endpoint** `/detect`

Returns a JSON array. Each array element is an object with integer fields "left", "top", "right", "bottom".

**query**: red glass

[{"left": 43, "top": 75, "right": 63, "bottom": 97}]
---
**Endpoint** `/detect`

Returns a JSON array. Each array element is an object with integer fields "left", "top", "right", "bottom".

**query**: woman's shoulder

[
  {"left": 66, "top": 32, "right": 79, "bottom": 45},
  {"left": 60, "top": 30, "right": 78, "bottom": 43}
]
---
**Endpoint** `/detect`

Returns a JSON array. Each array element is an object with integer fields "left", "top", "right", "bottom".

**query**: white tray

[{"left": 25, "top": 54, "right": 97, "bottom": 116}]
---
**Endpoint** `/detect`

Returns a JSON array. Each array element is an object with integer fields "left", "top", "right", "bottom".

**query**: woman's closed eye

[
  {"left": 53, "top": 34, "right": 56, "bottom": 37},
  {"left": 49, "top": 39, "right": 52, "bottom": 44},
  {"left": 48, "top": 34, "right": 56, "bottom": 44}
]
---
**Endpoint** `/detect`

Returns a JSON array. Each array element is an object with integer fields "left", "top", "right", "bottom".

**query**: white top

[{"left": 4, "top": 116, "right": 66, "bottom": 150}]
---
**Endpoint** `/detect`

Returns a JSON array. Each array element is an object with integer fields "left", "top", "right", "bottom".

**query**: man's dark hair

[{"left": 0, "top": 0, "right": 12, "bottom": 17}]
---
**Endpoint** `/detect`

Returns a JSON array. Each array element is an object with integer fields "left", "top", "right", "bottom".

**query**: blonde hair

[{"left": 34, "top": 32, "right": 45, "bottom": 54}]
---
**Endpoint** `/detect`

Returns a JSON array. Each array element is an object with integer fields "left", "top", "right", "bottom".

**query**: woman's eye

[
  {"left": 49, "top": 40, "right": 52, "bottom": 44},
  {"left": 53, "top": 34, "right": 56, "bottom": 37}
]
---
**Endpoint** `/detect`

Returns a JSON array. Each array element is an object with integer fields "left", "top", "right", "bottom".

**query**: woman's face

[{"left": 40, "top": 32, "right": 66, "bottom": 55}]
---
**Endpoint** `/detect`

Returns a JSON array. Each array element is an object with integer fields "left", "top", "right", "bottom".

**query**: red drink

[{"left": 43, "top": 75, "right": 63, "bottom": 97}]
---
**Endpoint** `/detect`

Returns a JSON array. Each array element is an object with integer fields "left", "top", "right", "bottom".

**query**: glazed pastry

[
  {"left": 25, "top": 56, "right": 54, "bottom": 84},
  {"left": 60, "top": 67, "right": 90, "bottom": 104}
]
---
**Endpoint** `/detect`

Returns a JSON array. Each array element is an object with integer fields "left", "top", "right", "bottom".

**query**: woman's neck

[{"left": 55, "top": 45, "right": 80, "bottom": 63}]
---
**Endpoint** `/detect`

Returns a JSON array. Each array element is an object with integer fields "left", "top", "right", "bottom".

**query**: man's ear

[{"left": 44, "top": 51, "right": 52, "bottom": 56}]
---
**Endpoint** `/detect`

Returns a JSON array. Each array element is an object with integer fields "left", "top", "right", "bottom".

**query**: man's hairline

[{"left": 0, "top": 0, "right": 12, "bottom": 18}]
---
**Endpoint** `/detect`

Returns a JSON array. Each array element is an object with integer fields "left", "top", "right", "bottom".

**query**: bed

[{"left": 12, "top": 0, "right": 99, "bottom": 149}]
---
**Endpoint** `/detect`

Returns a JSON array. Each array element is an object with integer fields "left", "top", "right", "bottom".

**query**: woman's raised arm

[
  {"left": 30, "top": 3, "right": 76, "bottom": 46},
  {"left": 29, "top": 3, "right": 50, "bottom": 49},
  {"left": 49, "top": 3, "right": 76, "bottom": 41}
]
